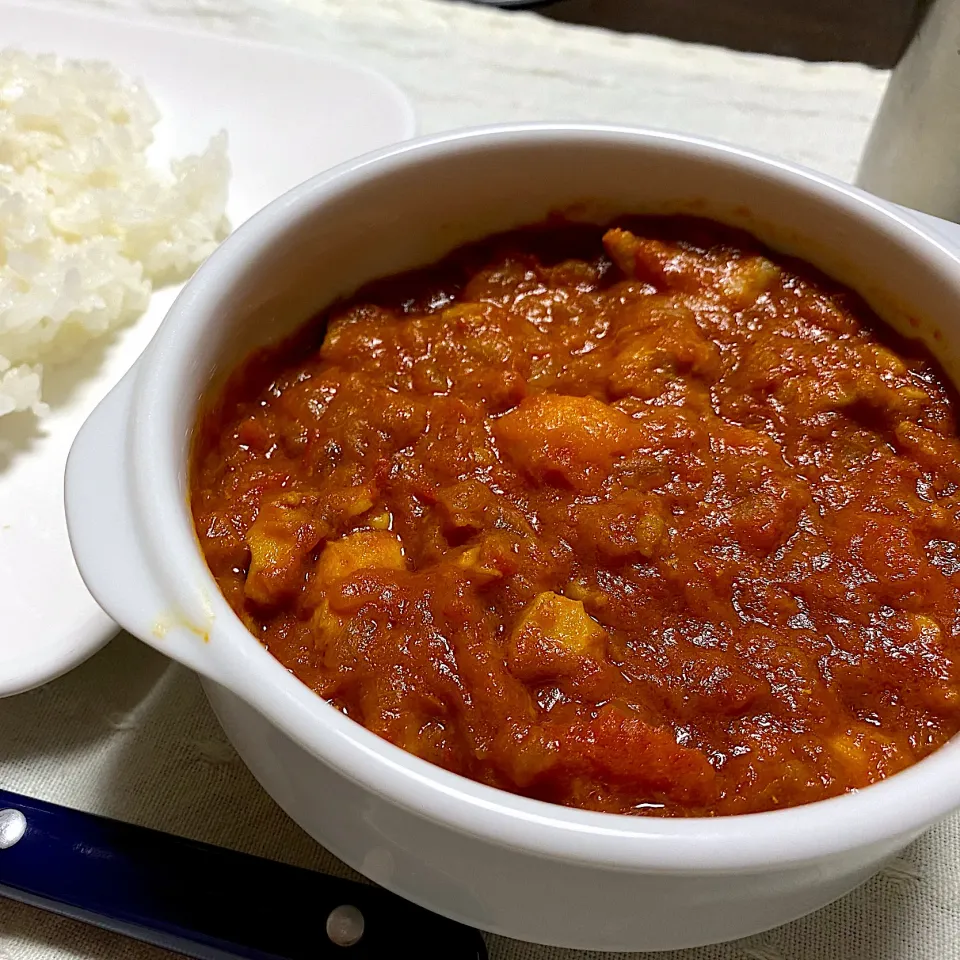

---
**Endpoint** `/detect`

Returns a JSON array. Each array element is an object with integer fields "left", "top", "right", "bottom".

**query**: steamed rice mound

[{"left": 0, "top": 49, "right": 230, "bottom": 416}]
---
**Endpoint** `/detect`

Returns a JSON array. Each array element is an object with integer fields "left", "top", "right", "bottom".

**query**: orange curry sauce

[{"left": 191, "top": 218, "right": 960, "bottom": 816}]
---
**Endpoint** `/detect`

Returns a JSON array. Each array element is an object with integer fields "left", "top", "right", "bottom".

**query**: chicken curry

[{"left": 190, "top": 218, "right": 960, "bottom": 816}]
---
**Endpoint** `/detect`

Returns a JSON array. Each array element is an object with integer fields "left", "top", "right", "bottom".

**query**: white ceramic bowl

[{"left": 65, "top": 125, "right": 960, "bottom": 951}]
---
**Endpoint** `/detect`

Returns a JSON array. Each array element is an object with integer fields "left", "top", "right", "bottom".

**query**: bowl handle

[{"left": 64, "top": 364, "right": 230, "bottom": 685}]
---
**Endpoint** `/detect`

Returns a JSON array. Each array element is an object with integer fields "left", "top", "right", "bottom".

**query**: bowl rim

[{"left": 127, "top": 122, "right": 960, "bottom": 872}]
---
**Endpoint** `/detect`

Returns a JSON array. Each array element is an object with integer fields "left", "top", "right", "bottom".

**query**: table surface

[{"left": 5, "top": 3, "right": 956, "bottom": 959}]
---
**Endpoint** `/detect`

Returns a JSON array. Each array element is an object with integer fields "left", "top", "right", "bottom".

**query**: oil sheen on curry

[{"left": 191, "top": 217, "right": 960, "bottom": 817}]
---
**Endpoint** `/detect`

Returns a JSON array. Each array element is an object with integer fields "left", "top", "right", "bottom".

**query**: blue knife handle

[{"left": 0, "top": 788, "right": 487, "bottom": 960}]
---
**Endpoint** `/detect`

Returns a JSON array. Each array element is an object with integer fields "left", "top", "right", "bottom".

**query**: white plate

[{"left": 0, "top": 2, "right": 415, "bottom": 696}]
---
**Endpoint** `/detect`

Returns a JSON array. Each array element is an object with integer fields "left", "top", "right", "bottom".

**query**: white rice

[{"left": 0, "top": 49, "right": 230, "bottom": 416}]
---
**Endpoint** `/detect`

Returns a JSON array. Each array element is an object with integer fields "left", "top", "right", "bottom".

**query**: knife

[{"left": 0, "top": 788, "right": 488, "bottom": 960}]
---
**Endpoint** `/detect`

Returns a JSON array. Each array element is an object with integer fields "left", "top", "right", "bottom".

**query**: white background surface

[{"left": 4, "top": 2, "right": 946, "bottom": 960}]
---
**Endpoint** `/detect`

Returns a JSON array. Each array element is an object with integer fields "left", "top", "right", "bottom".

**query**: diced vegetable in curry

[{"left": 191, "top": 217, "right": 960, "bottom": 816}]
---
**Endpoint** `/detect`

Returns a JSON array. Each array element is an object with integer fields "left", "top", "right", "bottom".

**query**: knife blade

[{"left": 0, "top": 788, "right": 488, "bottom": 960}]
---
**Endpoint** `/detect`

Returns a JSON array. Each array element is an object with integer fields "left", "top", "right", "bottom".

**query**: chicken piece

[
  {"left": 436, "top": 478, "right": 533, "bottom": 540},
  {"left": 864, "top": 343, "right": 908, "bottom": 376},
  {"left": 844, "top": 513, "right": 931, "bottom": 603},
  {"left": 539, "top": 258, "right": 604, "bottom": 290},
  {"left": 571, "top": 493, "right": 669, "bottom": 562},
  {"left": 494, "top": 394, "right": 638, "bottom": 488},
  {"left": 715, "top": 256, "right": 780, "bottom": 309},
  {"left": 244, "top": 493, "right": 323, "bottom": 606},
  {"left": 826, "top": 726, "right": 899, "bottom": 782},
  {"left": 314, "top": 530, "right": 406, "bottom": 588},
  {"left": 308, "top": 531, "right": 407, "bottom": 652},
  {"left": 451, "top": 529, "right": 522, "bottom": 582},
  {"left": 562, "top": 579, "right": 610, "bottom": 611},
  {"left": 576, "top": 705, "right": 717, "bottom": 803},
  {"left": 784, "top": 351, "right": 931, "bottom": 424},
  {"left": 242, "top": 480, "right": 382, "bottom": 607},
  {"left": 319, "top": 305, "right": 401, "bottom": 366},
  {"left": 905, "top": 614, "right": 960, "bottom": 712},
  {"left": 603, "top": 227, "right": 700, "bottom": 290},
  {"left": 728, "top": 489, "right": 807, "bottom": 554},
  {"left": 525, "top": 704, "right": 718, "bottom": 806},
  {"left": 455, "top": 545, "right": 502, "bottom": 584},
  {"left": 328, "top": 484, "right": 377, "bottom": 522},
  {"left": 673, "top": 653, "right": 771, "bottom": 718},
  {"left": 604, "top": 227, "right": 780, "bottom": 310},
  {"left": 508, "top": 592, "right": 613, "bottom": 694},
  {"left": 511, "top": 592, "right": 607, "bottom": 661},
  {"left": 608, "top": 307, "right": 720, "bottom": 400},
  {"left": 435, "top": 477, "right": 498, "bottom": 538},
  {"left": 453, "top": 528, "right": 525, "bottom": 586},
  {"left": 895, "top": 421, "right": 960, "bottom": 484},
  {"left": 310, "top": 598, "right": 346, "bottom": 652}
]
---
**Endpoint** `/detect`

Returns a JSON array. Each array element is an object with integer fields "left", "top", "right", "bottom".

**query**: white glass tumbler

[{"left": 857, "top": 0, "right": 960, "bottom": 220}]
